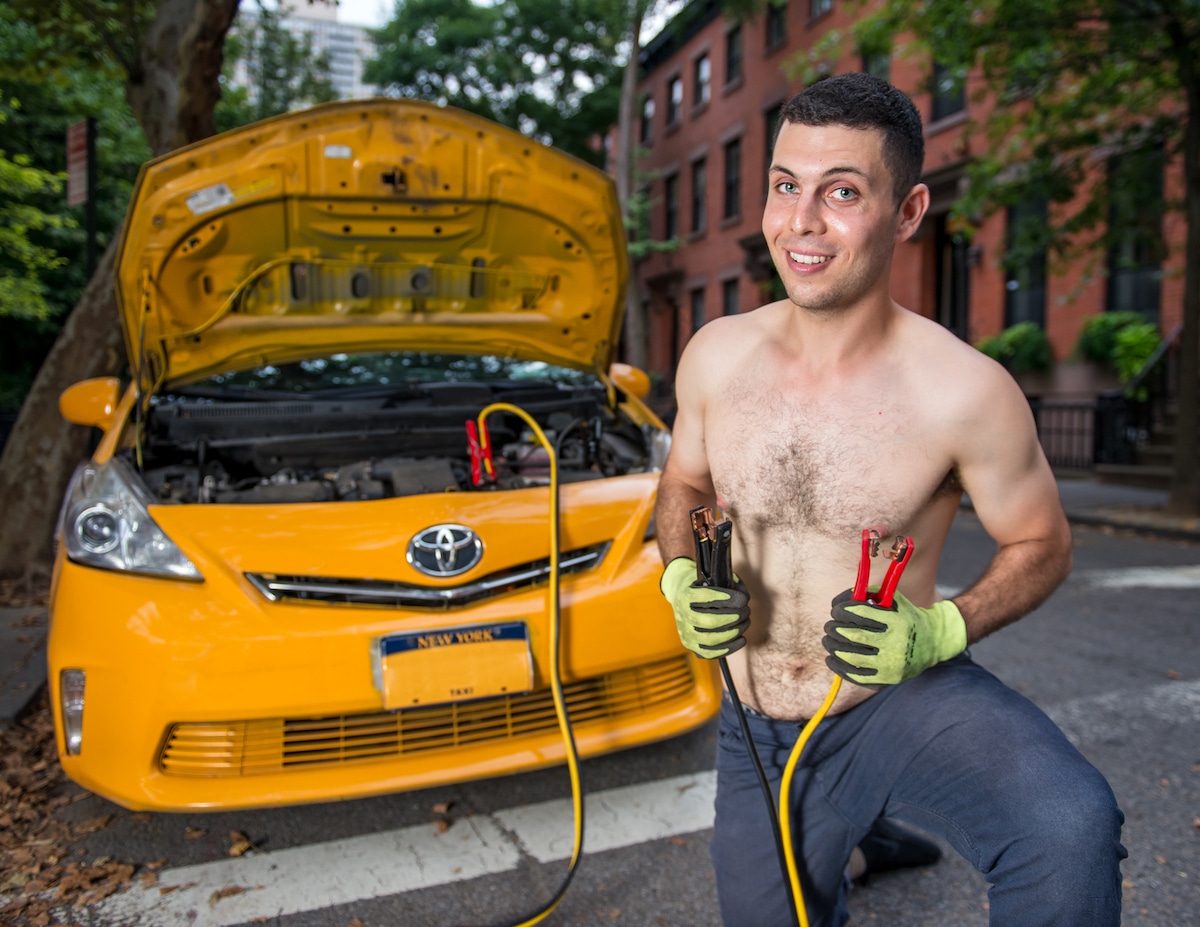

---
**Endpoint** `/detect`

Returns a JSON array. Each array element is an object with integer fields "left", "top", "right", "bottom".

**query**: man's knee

[{"left": 994, "top": 768, "right": 1125, "bottom": 874}]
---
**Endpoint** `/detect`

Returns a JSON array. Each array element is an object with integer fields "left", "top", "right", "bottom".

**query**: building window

[
  {"left": 810, "top": 0, "right": 832, "bottom": 19},
  {"left": 640, "top": 95, "right": 654, "bottom": 145},
  {"left": 666, "top": 75, "right": 683, "bottom": 126},
  {"left": 723, "top": 138, "right": 742, "bottom": 221},
  {"left": 1106, "top": 146, "right": 1164, "bottom": 322},
  {"left": 691, "top": 158, "right": 707, "bottom": 234},
  {"left": 931, "top": 60, "right": 965, "bottom": 122},
  {"left": 664, "top": 172, "right": 680, "bottom": 240},
  {"left": 726, "top": 25, "right": 743, "bottom": 85},
  {"left": 722, "top": 278, "right": 740, "bottom": 316},
  {"left": 694, "top": 54, "right": 711, "bottom": 107},
  {"left": 1004, "top": 197, "right": 1048, "bottom": 329},
  {"left": 764, "top": 103, "right": 783, "bottom": 193},
  {"left": 861, "top": 43, "right": 890, "bottom": 82},
  {"left": 691, "top": 287, "right": 707, "bottom": 332},
  {"left": 766, "top": 2, "right": 787, "bottom": 51}
]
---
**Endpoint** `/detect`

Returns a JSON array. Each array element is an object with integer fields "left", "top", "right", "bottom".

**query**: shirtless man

[{"left": 656, "top": 73, "right": 1125, "bottom": 927}]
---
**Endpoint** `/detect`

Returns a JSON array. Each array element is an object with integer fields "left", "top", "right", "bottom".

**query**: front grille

[
  {"left": 159, "top": 655, "right": 695, "bottom": 777},
  {"left": 245, "top": 543, "right": 609, "bottom": 609}
]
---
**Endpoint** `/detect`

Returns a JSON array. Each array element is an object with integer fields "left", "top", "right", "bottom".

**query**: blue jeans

[{"left": 712, "top": 655, "right": 1126, "bottom": 927}]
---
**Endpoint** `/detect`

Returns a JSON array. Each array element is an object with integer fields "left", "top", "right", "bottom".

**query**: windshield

[{"left": 171, "top": 352, "right": 601, "bottom": 397}]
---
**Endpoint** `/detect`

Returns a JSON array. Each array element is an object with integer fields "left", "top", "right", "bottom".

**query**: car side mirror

[
  {"left": 608, "top": 363, "right": 651, "bottom": 400},
  {"left": 59, "top": 377, "right": 121, "bottom": 431}
]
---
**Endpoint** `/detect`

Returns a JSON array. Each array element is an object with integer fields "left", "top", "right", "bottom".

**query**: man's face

[{"left": 763, "top": 121, "right": 916, "bottom": 314}]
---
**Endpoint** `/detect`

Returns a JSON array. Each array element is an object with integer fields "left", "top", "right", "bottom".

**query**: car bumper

[{"left": 48, "top": 547, "right": 719, "bottom": 811}]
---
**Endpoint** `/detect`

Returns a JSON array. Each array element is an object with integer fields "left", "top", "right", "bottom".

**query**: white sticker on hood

[
  {"left": 186, "top": 183, "right": 236, "bottom": 216},
  {"left": 324, "top": 144, "right": 353, "bottom": 159}
]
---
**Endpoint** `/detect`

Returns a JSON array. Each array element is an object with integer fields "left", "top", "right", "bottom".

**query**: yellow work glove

[
  {"left": 660, "top": 557, "right": 750, "bottom": 659},
  {"left": 823, "top": 590, "right": 967, "bottom": 685}
]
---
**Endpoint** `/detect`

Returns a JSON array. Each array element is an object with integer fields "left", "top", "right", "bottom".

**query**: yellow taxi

[{"left": 48, "top": 100, "right": 720, "bottom": 811}]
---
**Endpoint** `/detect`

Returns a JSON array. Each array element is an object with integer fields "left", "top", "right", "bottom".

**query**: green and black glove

[
  {"left": 823, "top": 590, "right": 967, "bottom": 685},
  {"left": 660, "top": 557, "right": 750, "bottom": 659}
]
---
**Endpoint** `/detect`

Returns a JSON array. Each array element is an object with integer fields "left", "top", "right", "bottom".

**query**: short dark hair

[{"left": 776, "top": 73, "right": 925, "bottom": 208}]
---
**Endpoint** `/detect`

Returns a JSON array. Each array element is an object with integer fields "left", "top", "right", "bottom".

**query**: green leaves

[
  {"left": 0, "top": 135, "right": 72, "bottom": 322},
  {"left": 216, "top": 0, "right": 338, "bottom": 132},
  {"left": 365, "top": 0, "right": 626, "bottom": 164}
]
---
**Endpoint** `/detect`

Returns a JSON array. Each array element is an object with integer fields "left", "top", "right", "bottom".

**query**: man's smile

[{"left": 787, "top": 251, "right": 832, "bottom": 266}]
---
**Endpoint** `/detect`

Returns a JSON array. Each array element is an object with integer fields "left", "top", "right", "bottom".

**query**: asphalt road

[{"left": 33, "top": 513, "right": 1200, "bottom": 926}]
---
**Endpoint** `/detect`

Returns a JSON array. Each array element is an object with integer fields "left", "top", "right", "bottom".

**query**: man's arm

[
  {"left": 951, "top": 368, "right": 1073, "bottom": 644},
  {"left": 824, "top": 358, "right": 1071, "bottom": 686},
  {"left": 655, "top": 331, "right": 721, "bottom": 565}
]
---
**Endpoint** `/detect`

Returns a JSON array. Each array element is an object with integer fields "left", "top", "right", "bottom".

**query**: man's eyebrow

[{"left": 767, "top": 164, "right": 872, "bottom": 183}]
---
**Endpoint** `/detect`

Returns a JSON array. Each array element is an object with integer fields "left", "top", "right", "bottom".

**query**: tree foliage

[
  {"left": 365, "top": 0, "right": 626, "bottom": 164},
  {"left": 0, "top": 115, "right": 71, "bottom": 323},
  {"left": 0, "top": 3, "right": 150, "bottom": 411},
  {"left": 216, "top": 0, "right": 338, "bottom": 133}
]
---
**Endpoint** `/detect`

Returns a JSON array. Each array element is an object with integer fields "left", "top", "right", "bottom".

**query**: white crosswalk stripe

[
  {"left": 1072, "top": 564, "right": 1200, "bottom": 589},
  {"left": 90, "top": 772, "right": 717, "bottom": 927}
]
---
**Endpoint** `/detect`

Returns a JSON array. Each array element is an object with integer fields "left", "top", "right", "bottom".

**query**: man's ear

[{"left": 894, "top": 183, "right": 930, "bottom": 243}]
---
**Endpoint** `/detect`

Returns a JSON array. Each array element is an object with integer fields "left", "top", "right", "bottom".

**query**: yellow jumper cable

[{"left": 467, "top": 402, "right": 584, "bottom": 927}]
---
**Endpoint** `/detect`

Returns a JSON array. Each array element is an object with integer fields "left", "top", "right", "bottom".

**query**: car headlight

[
  {"left": 58, "top": 457, "right": 202, "bottom": 580},
  {"left": 644, "top": 425, "right": 671, "bottom": 472}
]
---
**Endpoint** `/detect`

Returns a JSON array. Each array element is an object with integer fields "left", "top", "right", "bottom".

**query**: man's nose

[{"left": 790, "top": 192, "right": 825, "bottom": 234}]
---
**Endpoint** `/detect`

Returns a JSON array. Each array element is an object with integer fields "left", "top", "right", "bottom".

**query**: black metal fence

[{"left": 1029, "top": 399, "right": 1099, "bottom": 470}]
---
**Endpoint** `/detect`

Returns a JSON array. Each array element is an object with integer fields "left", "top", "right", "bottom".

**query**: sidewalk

[{"left": 2, "top": 477, "right": 1198, "bottom": 729}]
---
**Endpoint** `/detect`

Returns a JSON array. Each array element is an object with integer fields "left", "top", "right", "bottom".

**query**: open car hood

[{"left": 115, "top": 100, "right": 629, "bottom": 386}]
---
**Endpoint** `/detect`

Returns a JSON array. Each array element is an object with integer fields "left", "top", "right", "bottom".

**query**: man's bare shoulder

[
  {"left": 895, "top": 308, "right": 1021, "bottom": 401},
  {"left": 683, "top": 302, "right": 779, "bottom": 364}
]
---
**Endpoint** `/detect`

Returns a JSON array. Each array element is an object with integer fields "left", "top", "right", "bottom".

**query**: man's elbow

[{"left": 1050, "top": 519, "right": 1074, "bottom": 587}]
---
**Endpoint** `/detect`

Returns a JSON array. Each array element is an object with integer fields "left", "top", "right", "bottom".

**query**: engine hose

[{"left": 469, "top": 402, "right": 584, "bottom": 927}]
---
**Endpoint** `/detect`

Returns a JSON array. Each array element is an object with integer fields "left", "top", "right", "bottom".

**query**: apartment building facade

[{"left": 631, "top": 0, "right": 1186, "bottom": 390}]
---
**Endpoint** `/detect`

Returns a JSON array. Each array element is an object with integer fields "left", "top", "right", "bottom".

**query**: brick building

[{"left": 631, "top": 0, "right": 1185, "bottom": 394}]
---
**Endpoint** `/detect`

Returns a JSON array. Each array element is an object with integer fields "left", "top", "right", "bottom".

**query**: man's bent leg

[{"left": 847, "top": 657, "right": 1126, "bottom": 927}]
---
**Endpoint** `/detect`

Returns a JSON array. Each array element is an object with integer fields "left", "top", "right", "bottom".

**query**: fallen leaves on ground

[
  {"left": 228, "top": 831, "right": 258, "bottom": 857},
  {"left": 0, "top": 694, "right": 145, "bottom": 926},
  {"left": 431, "top": 800, "right": 455, "bottom": 833}
]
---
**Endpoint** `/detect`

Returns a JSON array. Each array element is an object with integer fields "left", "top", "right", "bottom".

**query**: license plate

[{"left": 374, "top": 622, "right": 533, "bottom": 709}]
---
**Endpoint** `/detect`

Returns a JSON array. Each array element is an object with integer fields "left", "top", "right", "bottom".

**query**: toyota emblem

[{"left": 407, "top": 524, "right": 483, "bottom": 577}]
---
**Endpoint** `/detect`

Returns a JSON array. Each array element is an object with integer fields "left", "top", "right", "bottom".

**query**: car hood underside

[{"left": 115, "top": 99, "right": 629, "bottom": 386}]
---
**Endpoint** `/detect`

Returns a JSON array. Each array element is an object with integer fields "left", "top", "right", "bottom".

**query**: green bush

[
  {"left": 1113, "top": 321, "right": 1162, "bottom": 399},
  {"left": 975, "top": 322, "right": 1053, "bottom": 373},
  {"left": 1074, "top": 311, "right": 1146, "bottom": 365}
]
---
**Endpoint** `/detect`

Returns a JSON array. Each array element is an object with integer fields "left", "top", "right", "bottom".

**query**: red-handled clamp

[
  {"left": 465, "top": 420, "right": 496, "bottom": 487},
  {"left": 852, "top": 529, "right": 914, "bottom": 608}
]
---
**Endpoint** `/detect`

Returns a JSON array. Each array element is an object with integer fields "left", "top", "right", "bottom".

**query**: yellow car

[{"left": 48, "top": 100, "right": 720, "bottom": 811}]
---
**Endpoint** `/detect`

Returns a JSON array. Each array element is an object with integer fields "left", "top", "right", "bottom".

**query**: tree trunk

[
  {"left": 128, "top": 0, "right": 241, "bottom": 155},
  {"left": 0, "top": 241, "right": 124, "bottom": 582},
  {"left": 0, "top": 0, "right": 241, "bottom": 584},
  {"left": 618, "top": 4, "right": 648, "bottom": 371}
]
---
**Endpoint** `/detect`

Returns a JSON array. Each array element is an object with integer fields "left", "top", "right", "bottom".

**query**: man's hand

[
  {"left": 823, "top": 591, "right": 967, "bottom": 685},
  {"left": 660, "top": 557, "right": 750, "bottom": 659}
]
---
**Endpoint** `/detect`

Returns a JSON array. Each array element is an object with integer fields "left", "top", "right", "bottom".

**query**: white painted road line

[
  {"left": 1045, "top": 679, "right": 1200, "bottom": 747},
  {"left": 939, "top": 564, "right": 1200, "bottom": 600},
  {"left": 91, "top": 771, "right": 717, "bottom": 927},
  {"left": 495, "top": 771, "right": 717, "bottom": 862},
  {"left": 1074, "top": 564, "right": 1200, "bottom": 589}
]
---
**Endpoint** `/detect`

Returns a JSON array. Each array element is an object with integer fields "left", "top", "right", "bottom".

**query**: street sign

[{"left": 66, "top": 120, "right": 89, "bottom": 207}]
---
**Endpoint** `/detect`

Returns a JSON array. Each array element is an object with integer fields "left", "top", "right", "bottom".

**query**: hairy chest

[{"left": 708, "top": 380, "right": 956, "bottom": 542}]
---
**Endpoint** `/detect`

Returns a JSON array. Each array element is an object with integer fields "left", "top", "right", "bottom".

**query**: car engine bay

[{"left": 125, "top": 380, "right": 664, "bottom": 504}]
